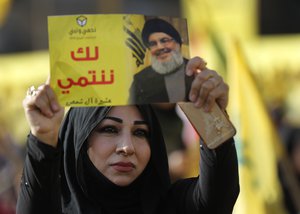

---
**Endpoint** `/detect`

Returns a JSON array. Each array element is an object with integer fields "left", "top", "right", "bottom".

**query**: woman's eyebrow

[
  {"left": 104, "top": 116, "right": 123, "bottom": 123},
  {"left": 104, "top": 117, "right": 148, "bottom": 125},
  {"left": 134, "top": 120, "right": 148, "bottom": 125}
]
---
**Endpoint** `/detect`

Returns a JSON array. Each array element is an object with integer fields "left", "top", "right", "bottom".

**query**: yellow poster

[{"left": 48, "top": 14, "right": 190, "bottom": 107}]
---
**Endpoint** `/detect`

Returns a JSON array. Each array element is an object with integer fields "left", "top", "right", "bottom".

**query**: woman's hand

[
  {"left": 186, "top": 57, "right": 229, "bottom": 111},
  {"left": 23, "top": 84, "right": 64, "bottom": 147}
]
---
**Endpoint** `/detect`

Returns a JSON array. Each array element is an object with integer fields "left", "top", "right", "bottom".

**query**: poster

[{"left": 48, "top": 14, "right": 189, "bottom": 106}]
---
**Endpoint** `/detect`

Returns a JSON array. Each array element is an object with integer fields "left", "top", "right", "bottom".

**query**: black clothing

[
  {"left": 17, "top": 105, "right": 239, "bottom": 214},
  {"left": 129, "top": 59, "right": 194, "bottom": 104}
]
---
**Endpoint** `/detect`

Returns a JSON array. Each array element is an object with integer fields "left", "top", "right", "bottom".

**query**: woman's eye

[
  {"left": 134, "top": 129, "right": 149, "bottom": 138},
  {"left": 98, "top": 126, "right": 118, "bottom": 134}
]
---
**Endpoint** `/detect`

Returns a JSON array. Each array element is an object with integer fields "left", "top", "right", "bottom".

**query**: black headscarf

[{"left": 58, "top": 105, "right": 171, "bottom": 214}]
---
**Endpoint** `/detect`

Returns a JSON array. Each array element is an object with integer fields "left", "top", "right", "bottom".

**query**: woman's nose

[{"left": 116, "top": 134, "right": 135, "bottom": 156}]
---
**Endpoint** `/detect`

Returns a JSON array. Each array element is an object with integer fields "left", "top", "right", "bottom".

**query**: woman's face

[{"left": 87, "top": 106, "right": 151, "bottom": 186}]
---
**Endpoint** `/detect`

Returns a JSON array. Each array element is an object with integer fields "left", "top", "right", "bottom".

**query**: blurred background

[{"left": 0, "top": 0, "right": 300, "bottom": 213}]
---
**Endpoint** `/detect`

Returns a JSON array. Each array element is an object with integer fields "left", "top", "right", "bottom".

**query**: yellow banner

[
  {"left": 48, "top": 14, "right": 189, "bottom": 107},
  {"left": 227, "top": 40, "right": 287, "bottom": 214}
]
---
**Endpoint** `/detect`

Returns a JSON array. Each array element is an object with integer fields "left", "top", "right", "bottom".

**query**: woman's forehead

[{"left": 105, "top": 106, "right": 145, "bottom": 123}]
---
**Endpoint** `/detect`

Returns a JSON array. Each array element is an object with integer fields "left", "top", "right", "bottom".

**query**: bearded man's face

[{"left": 148, "top": 32, "right": 184, "bottom": 75}]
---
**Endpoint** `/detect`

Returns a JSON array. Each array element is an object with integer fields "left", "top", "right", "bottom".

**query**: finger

[
  {"left": 202, "top": 83, "right": 229, "bottom": 111},
  {"left": 23, "top": 86, "right": 41, "bottom": 110},
  {"left": 45, "top": 85, "right": 60, "bottom": 112},
  {"left": 206, "top": 76, "right": 222, "bottom": 88},
  {"left": 194, "top": 78, "right": 216, "bottom": 108},
  {"left": 186, "top": 56, "right": 207, "bottom": 76},
  {"left": 35, "top": 94, "right": 54, "bottom": 117},
  {"left": 195, "top": 77, "right": 219, "bottom": 107},
  {"left": 37, "top": 84, "right": 60, "bottom": 112},
  {"left": 198, "top": 75, "right": 225, "bottom": 109},
  {"left": 197, "top": 75, "right": 223, "bottom": 105},
  {"left": 25, "top": 83, "right": 62, "bottom": 117},
  {"left": 22, "top": 96, "right": 51, "bottom": 122},
  {"left": 189, "top": 75, "right": 203, "bottom": 102},
  {"left": 215, "top": 83, "right": 229, "bottom": 110},
  {"left": 189, "top": 69, "right": 219, "bottom": 102},
  {"left": 23, "top": 94, "right": 37, "bottom": 111}
]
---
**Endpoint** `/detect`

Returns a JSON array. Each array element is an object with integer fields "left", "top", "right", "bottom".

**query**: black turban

[{"left": 142, "top": 18, "right": 182, "bottom": 47}]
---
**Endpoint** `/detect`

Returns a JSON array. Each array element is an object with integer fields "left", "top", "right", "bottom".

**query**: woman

[{"left": 17, "top": 59, "right": 239, "bottom": 213}]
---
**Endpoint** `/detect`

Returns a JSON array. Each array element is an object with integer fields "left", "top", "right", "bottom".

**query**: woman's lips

[{"left": 111, "top": 162, "right": 135, "bottom": 172}]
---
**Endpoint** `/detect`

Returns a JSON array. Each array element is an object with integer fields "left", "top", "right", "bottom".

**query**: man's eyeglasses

[{"left": 147, "top": 38, "right": 174, "bottom": 49}]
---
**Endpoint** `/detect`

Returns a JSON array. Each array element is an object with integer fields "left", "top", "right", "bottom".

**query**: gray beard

[{"left": 151, "top": 50, "right": 184, "bottom": 75}]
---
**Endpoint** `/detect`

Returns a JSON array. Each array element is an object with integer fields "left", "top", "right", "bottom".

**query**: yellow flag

[
  {"left": 0, "top": 0, "right": 11, "bottom": 26},
  {"left": 227, "top": 39, "right": 287, "bottom": 214}
]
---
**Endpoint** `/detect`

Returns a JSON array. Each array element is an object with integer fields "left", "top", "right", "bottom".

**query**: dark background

[
  {"left": 0, "top": 0, "right": 181, "bottom": 53},
  {"left": 2, "top": 0, "right": 300, "bottom": 53},
  {"left": 259, "top": 0, "right": 300, "bottom": 35}
]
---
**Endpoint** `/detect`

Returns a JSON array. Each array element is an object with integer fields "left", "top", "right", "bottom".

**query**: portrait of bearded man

[{"left": 128, "top": 18, "right": 194, "bottom": 104}]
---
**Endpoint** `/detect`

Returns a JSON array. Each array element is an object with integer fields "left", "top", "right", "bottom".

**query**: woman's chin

[{"left": 110, "top": 177, "right": 135, "bottom": 187}]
